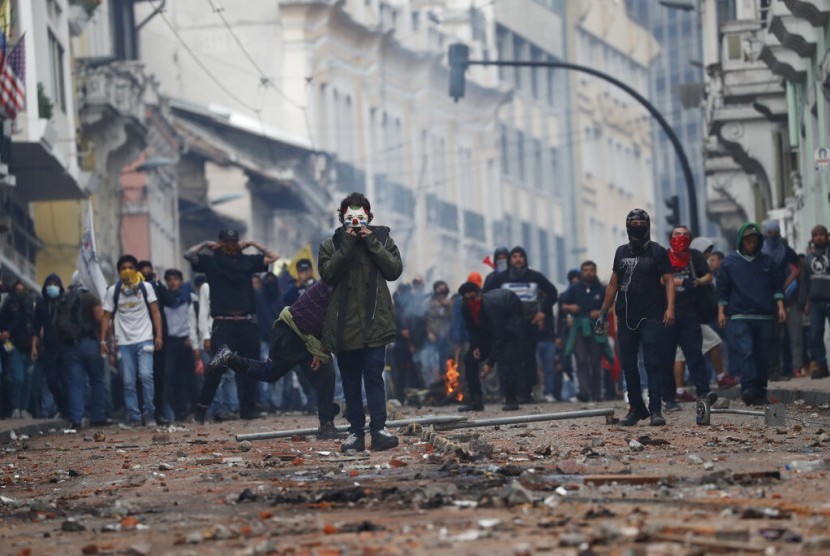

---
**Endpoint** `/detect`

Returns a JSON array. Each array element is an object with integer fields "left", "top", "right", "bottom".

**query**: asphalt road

[{"left": 1, "top": 398, "right": 830, "bottom": 555}]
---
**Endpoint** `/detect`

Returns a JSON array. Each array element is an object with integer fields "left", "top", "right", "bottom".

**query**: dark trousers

[
  {"left": 497, "top": 336, "right": 525, "bottom": 404},
  {"left": 338, "top": 346, "right": 387, "bottom": 434},
  {"left": 229, "top": 324, "right": 336, "bottom": 424},
  {"left": 152, "top": 346, "right": 165, "bottom": 421},
  {"left": 727, "top": 318, "right": 774, "bottom": 399},
  {"left": 391, "top": 339, "right": 419, "bottom": 401},
  {"left": 809, "top": 300, "right": 830, "bottom": 366},
  {"left": 198, "top": 320, "right": 259, "bottom": 419},
  {"left": 663, "top": 316, "right": 709, "bottom": 398},
  {"left": 463, "top": 349, "right": 483, "bottom": 403},
  {"left": 574, "top": 334, "right": 604, "bottom": 401},
  {"left": 164, "top": 336, "right": 196, "bottom": 421},
  {"left": 518, "top": 322, "right": 540, "bottom": 400},
  {"left": 35, "top": 350, "right": 66, "bottom": 418},
  {"left": 617, "top": 318, "right": 665, "bottom": 413}
]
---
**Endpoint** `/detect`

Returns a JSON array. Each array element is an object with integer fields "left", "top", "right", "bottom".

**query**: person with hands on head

[
  {"left": 100, "top": 255, "right": 164, "bottom": 427},
  {"left": 594, "top": 209, "right": 675, "bottom": 427},
  {"left": 184, "top": 228, "right": 279, "bottom": 423},
  {"left": 716, "top": 222, "right": 787, "bottom": 406},
  {"left": 318, "top": 193, "right": 403, "bottom": 452}
]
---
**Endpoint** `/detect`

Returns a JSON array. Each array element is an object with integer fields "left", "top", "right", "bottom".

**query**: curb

[
  {"left": 718, "top": 384, "right": 830, "bottom": 407},
  {"left": 0, "top": 419, "right": 67, "bottom": 444}
]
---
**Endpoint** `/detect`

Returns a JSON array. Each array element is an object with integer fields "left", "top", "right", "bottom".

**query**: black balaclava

[
  {"left": 507, "top": 246, "right": 529, "bottom": 281},
  {"left": 626, "top": 208, "right": 651, "bottom": 253}
]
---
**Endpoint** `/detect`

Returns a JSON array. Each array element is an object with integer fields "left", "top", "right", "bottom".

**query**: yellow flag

[{"left": 287, "top": 244, "right": 314, "bottom": 279}]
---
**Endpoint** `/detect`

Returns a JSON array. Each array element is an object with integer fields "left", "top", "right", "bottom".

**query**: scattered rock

[
  {"left": 158, "top": 463, "right": 174, "bottom": 471},
  {"left": 687, "top": 453, "right": 704, "bottom": 465},
  {"left": 501, "top": 480, "right": 533, "bottom": 506},
  {"left": 61, "top": 519, "right": 86, "bottom": 532},
  {"left": 628, "top": 439, "right": 644, "bottom": 452}
]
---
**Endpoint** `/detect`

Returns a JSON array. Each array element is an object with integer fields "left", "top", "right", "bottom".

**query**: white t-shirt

[{"left": 103, "top": 283, "right": 158, "bottom": 346}]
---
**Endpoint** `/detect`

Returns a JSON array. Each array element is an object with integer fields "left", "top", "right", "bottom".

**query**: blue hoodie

[{"left": 716, "top": 223, "right": 784, "bottom": 318}]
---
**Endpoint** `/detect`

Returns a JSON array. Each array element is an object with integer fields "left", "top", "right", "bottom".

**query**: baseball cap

[
  {"left": 218, "top": 228, "right": 240, "bottom": 242},
  {"left": 296, "top": 258, "right": 312, "bottom": 272}
]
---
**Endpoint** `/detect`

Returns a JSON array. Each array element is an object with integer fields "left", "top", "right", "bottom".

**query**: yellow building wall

[{"left": 33, "top": 200, "right": 83, "bottom": 287}]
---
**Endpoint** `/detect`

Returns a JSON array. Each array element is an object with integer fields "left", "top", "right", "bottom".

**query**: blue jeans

[
  {"left": 536, "top": 340, "right": 557, "bottom": 397},
  {"left": 727, "top": 318, "right": 774, "bottom": 399},
  {"left": 119, "top": 340, "right": 155, "bottom": 423},
  {"left": 809, "top": 300, "right": 830, "bottom": 366},
  {"left": 2, "top": 347, "right": 31, "bottom": 412},
  {"left": 664, "top": 316, "right": 709, "bottom": 398},
  {"left": 617, "top": 318, "right": 666, "bottom": 413},
  {"left": 64, "top": 337, "right": 106, "bottom": 424},
  {"left": 338, "top": 346, "right": 387, "bottom": 434}
]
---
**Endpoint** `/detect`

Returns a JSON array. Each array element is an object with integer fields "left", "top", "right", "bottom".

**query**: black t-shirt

[
  {"left": 673, "top": 250, "right": 711, "bottom": 319},
  {"left": 192, "top": 252, "right": 268, "bottom": 317},
  {"left": 612, "top": 241, "right": 671, "bottom": 326}
]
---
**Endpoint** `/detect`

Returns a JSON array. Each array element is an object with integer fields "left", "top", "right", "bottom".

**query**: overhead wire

[{"left": 146, "top": 0, "right": 259, "bottom": 114}]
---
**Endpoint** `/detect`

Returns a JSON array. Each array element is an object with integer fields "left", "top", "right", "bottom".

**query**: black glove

[{"left": 593, "top": 310, "right": 609, "bottom": 336}]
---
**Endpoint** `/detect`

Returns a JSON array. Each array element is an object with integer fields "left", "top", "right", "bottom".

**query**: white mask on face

[{"left": 343, "top": 206, "right": 368, "bottom": 229}]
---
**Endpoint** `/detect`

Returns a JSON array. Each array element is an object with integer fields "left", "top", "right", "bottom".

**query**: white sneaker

[
  {"left": 20, "top": 410, "right": 33, "bottom": 420},
  {"left": 544, "top": 394, "right": 556, "bottom": 403},
  {"left": 12, "top": 409, "right": 21, "bottom": 419},
  {"left": 144, "top": 418, "right": 157, "bottom": 427}
]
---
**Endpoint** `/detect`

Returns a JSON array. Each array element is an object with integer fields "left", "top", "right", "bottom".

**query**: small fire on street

[{"left": 445, "top": 358, "right": 464, "bottom": 402}]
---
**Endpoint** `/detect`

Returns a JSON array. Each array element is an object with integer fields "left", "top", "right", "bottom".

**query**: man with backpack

[
  {"left": 99, "top": 255, "right": 164, "bottom": 427},
  {"left": 57, "top": 275, "right": 110, "bottom": 429}
]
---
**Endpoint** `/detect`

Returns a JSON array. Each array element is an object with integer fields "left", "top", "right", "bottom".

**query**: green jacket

[{"left": 318, "top": 226, "right": 403, "bottom": 352}]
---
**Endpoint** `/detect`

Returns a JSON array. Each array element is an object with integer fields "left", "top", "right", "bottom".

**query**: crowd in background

[{"left": 1, "top": 218, "right": 828, "bottom": 425}]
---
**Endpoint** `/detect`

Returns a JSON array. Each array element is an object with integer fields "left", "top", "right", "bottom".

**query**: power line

[{"left": 146, "top": 0, "right": 259, "bottom": 113}]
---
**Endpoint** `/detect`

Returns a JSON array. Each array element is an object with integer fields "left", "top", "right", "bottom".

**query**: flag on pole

[
  {"left": 77, "top": 202, "right": 109, "bottom": 300},
  {"left": 0, "top": 30, "right": 24, "bottom": 120}
]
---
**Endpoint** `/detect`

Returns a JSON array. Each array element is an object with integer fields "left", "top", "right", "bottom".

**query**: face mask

[
  {"left": 669, "top": 236, "right": 691, "bottom": 252},
  {"left": 495, "top": 259, "right": 508, "bottom": 272},
  {"left": 343, "top": 206, "right": 368, "bottom": 229},
  {"left": 119, "top": 268, "right": 143, "bottom": 288},
  {"left": 45, "top": 285, "right": 60, "bottom": 299},
  {"left": 766, "top": 235, "right": 781, "bottom": 249},
  {"left": 627, "top": 225, "right": 649, "bottom": 240}
]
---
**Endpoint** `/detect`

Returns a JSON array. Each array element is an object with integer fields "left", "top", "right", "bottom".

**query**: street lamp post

[{"left": 448, "top": 44, "right": 700, "bottom": 235}]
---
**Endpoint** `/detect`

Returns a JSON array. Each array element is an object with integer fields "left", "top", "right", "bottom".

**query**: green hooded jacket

[{"left": 318, "top": 226, "right": 403, "bottom": 352}]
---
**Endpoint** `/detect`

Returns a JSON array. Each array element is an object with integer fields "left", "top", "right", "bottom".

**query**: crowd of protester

[{"left": 1, "top": 204, "right": 828, "bottom": 438}]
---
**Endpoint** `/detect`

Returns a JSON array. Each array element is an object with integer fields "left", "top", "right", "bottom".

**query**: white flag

[{"left": 76, "top": 201, "right": 109, "bottom": 299}]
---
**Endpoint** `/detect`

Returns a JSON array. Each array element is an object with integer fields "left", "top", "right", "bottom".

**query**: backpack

[
  {"left": 112, "top": 281, "right": 150, "bottom": 316},
  {"left": 54, "top": 290, "right": 88, "bottom": 345}
]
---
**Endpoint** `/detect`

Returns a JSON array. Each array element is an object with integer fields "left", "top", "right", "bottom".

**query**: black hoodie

[
  {"left": 33, "top": 273, "right": 65, "bottom": 353},
  {"left": 482, "top": 246, "right": 558, "bottom": 333}
]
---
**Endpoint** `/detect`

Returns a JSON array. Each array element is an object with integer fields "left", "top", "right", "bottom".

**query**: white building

[{"left": 568, "top": 0, "right": 660, "bottom": 272}]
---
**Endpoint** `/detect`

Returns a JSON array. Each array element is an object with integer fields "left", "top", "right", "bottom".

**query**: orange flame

[{"left": 444, "top": 358, "right": 464, "bottom": 402}]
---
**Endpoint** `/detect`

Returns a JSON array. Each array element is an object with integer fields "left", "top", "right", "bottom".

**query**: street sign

[{"left": 815, "top": 147, "right": 830, "bottom": 172}]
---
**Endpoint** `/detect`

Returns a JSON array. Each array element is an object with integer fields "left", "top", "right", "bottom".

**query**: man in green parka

[{"left": 319, "top": 192, "right": 403, "bottom": 452}]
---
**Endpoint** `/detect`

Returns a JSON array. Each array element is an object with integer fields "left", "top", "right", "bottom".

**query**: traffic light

[
  {"left": 665, "top": 194, "right": 681, "bottom": 228},
  {"left": 448, "top": 43, "right": 469, "bottom": 102}
]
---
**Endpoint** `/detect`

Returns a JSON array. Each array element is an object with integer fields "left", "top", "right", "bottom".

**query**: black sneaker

[
  {"left": 663, "top": 400, "right": 682, "bottom": 412},
  {"left": 316, "top": 420, "right": 343, "bottom": 439},
  {"left": 341, "top": 432, "right": 365, "bottom": 452},
  {"left": 620, "top": 406, "right": 650, "bottom": 426},
  {"left": 193, "top": 404, "right": 208, "bottom": 425},
  {"left": 208, "top": 345, "right": 233, "bottom": 373},
  {"left": 502, "top": 403, "right": 519, "bottom": 411},
  {"left": 576, "top": 391, "right": 590, "bottom": 403},
  {"left": 90, "top": 418, "right": 114, "bottom": 427},
  {"left": 458, "top": 401, "right": 484, "bottom": 412},
  {"left": 370, "top": 428, "right": 399, "bottom": 451},
  {"left": 650, "top": 411, "right": 666, "bottom": 426}
]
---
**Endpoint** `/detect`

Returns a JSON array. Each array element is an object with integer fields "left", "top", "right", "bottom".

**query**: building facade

[{"left": 567, "top": 0, "right": 661, "bottom": 271}]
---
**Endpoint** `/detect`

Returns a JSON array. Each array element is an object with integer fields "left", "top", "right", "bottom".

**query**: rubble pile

[{"left": 1, "top": 403, "right": 830, "bottom": 554}]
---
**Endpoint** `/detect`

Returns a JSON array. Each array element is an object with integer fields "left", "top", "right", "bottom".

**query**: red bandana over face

[{"left": 669, "top": 235, "right": 692, "bottom": 270}]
